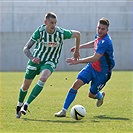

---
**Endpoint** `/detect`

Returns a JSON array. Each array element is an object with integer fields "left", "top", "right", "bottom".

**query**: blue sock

[
  {"left": 95, "top": 92, "right": 103, "bottom": 99},
  {"left": 63, "top": 88, "right": 77, "bottom": 110}
]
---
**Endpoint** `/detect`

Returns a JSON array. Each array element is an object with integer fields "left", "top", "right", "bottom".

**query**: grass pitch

[{"left": 0, "top": 71, "right": 132, "bottom": 133}]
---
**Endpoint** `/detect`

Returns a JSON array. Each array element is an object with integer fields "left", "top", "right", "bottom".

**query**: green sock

[
  {"left": 26, "top": 80, "right": 44, "bottom": 104},
  {"left": 18, "top": 88, "right": 28, "bottom": 103}
]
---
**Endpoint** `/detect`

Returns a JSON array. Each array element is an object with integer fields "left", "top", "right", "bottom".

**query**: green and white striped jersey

[{"left": 31, "top": 25, "right": 72, "bottom": 64}]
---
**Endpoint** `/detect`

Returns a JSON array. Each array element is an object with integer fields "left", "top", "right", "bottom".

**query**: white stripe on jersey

[
  {"left": 42, "top": 30, "right": 45, "bottom": 43},
  {"left": 54, "top": 33, "right": 64, "bottom": 62},
  {"left": 51, "top": 32, "right": 59, "bottom": 60},
  {"left": 38, "top": 43, "right": 45, "bottom": 58},
  {"left": 40, "top": 33, "right": 51, "bottom": 62},
  {"left": 52, "top": 32, "right": 60, "bottom": 62},
  {"left": 45, "top": 33, "right": 55, "bottom": 61},
  {"left": 33, "top": 42, "right": 41, "bottom": 57},
  {"left": 37, "top": 31, "right": 45, "bottom": 58},
  {"left": 41, "top": 46, "right": 49, "bottom": 62}
]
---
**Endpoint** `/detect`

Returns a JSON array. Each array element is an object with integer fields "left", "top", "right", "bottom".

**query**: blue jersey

[{"left": 91, "top": 34, "right": 115, "bottom": 73}]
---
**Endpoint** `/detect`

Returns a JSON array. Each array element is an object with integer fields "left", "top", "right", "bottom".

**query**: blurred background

[{"left": 0, "top": 0, "right": 132, "bottom": 71}]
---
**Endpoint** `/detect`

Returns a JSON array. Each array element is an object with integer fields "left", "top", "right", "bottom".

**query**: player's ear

[{"left": 44, "top": 20, "right": 46, "bottom": 24}]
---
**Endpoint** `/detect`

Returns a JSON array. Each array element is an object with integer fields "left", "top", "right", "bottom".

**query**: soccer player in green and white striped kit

[{"left": 16, "top": 12, "right": 80, "bottom": 118}]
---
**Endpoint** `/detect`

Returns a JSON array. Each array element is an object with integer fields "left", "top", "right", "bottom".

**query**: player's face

[
  {"left": 96, "top": 23, "right": 108, "bottom": 38},
  {"left": 45, "top": 18, "right": 57, "bottom": 34}
]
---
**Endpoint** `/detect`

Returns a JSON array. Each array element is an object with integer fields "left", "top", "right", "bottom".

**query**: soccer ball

[{"left": 70, "top": 105, "right": 86, "bottom": 120}]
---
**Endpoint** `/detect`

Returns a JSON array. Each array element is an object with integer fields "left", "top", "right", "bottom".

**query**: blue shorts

[{"left": 77, "top": 64, "right": 111, "bottom": 94}]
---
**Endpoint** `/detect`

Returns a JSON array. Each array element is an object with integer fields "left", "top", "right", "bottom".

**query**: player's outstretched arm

[
  {"left": 70, "top": 40, "right": 95, "bottom": 52},
  {"left": 66, "top": 52, "right": 102, "bottom": 65},
  {"left": 80, "top": 40, "right": 95, "bottom": 49}
]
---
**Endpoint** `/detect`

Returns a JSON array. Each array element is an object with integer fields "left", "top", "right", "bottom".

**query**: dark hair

[
  {"left": 99, "top": 17, "right": 110, "bottom": 27},
  {"left": 45, "top": 12, "right": 57, "bottom": 19}
]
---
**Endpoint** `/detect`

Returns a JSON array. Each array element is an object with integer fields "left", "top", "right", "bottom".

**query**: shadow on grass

[
  {"left": 92, "top": 115, "right": 130, "bottom": 122},
  {"left": 22, "top": 117, "right": 85, "bottom": 123}
]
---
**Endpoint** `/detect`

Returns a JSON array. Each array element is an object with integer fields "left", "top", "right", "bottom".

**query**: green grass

[{"left": 0, "top": 71, "right": 132, "bottom": 133}]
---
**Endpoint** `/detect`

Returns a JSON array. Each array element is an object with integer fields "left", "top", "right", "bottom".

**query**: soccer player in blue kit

[{"left": 55, "top": 17, "right": 115, "bottom": 117}]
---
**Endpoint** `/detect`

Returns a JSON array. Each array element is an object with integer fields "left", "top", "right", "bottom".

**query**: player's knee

[
  {"left": 72, "top": 79, "right": 84, "bottom": 90},
  {"left": 88, "top": 92, "right": 96, "bottom": 99},
  {"left": 72, "top": 82, "right": 80, "bottom": 90},
  {"left": 21, "top": 84, "right": 29, "bottom": 91},
  {"left": 39, "top": 76, "right": 47, "bottom": 82}
]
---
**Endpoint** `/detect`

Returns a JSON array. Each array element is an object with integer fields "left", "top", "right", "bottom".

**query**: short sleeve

[
  {"left": 31, "top": 27, "right": 41, "bottom": 41},
  {"left": 96, "top": 40, "right": 108, "bottom": 54},
  {"left": 64, "top": 30, "right": 72, "bottom": 39},
  {"left": 59, "top": 27, "right": 72, "bottom": 39}
]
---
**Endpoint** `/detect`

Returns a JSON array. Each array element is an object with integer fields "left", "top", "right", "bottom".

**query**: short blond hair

[
  {"left": 99, "top": 17, "right": 110, "bottom": 27},
  {"left": 45, "top": 12, "right": 57, "bottom": 19}
]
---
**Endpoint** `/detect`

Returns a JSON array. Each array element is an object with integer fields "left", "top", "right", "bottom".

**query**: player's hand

[
  {"left": 66, "top": 57, "right": 79, "bottom": 65},
  {"left": 32, "top": 58, "right": 40, "bottom": 64}
]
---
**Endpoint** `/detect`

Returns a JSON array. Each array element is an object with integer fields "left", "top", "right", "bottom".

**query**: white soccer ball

[{"left": 70, "top": 105, "right": 86, "bottom": 120}]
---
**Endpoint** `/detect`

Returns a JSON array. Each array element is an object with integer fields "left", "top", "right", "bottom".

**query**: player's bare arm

[
  {"left": 23, "top": 39, "right": 40, "bottom": 64},
  {"left": 70, "top": 40, "right": 95, "bottom": 52},
  {"left": 66, "top": 52, "right": 102, "bottom": 65},
  {"left": 71, "top": 30, "right": 81, "bottom": 60},
  {"left": 80, "top": 40, "right": 95, "bottom": 49}
]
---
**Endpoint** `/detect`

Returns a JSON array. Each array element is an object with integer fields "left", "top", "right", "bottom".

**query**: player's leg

[
  {"left": 54, "top": 64, "right": 92, "bottom": 117},
  {"left": 16, "top": 79, "right": 33, "bottom": 118},
  {"left": 63, "top": 79, "right": 84, "bottom": 110},
  {"left": 16, "top": 63, "right": 39, "bottom": 118},
  {"left": 95, "top": 71, "right": 112, "bottom": 107},
  {"left": 89, "top": 83, "right": 106, "bottom": 107},
  {"left": 54, "top": 79, "right": 84, "bottom": 117},
  {"left": 19, "top": 79, "right": 33, "bottom": 103},
  {"left": 62, "top": 64, "right": 93, "bottom": 111},
  {"left": 21, "top": 64, "right": 53, "bottom": 115},
  {"left": 88, "top": 70, "right": 108, "bottom": 107},
  {"left": 25, "top": 69, "right": 51, "bottom": 104}
]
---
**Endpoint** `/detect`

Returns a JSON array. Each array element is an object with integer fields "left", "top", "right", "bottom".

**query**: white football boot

[
  {"left": 96, "top": 92, "right": 105, "bottom": 107},
  {"left": 54, "top": 109, "right": 66, "bottom": 117}
]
